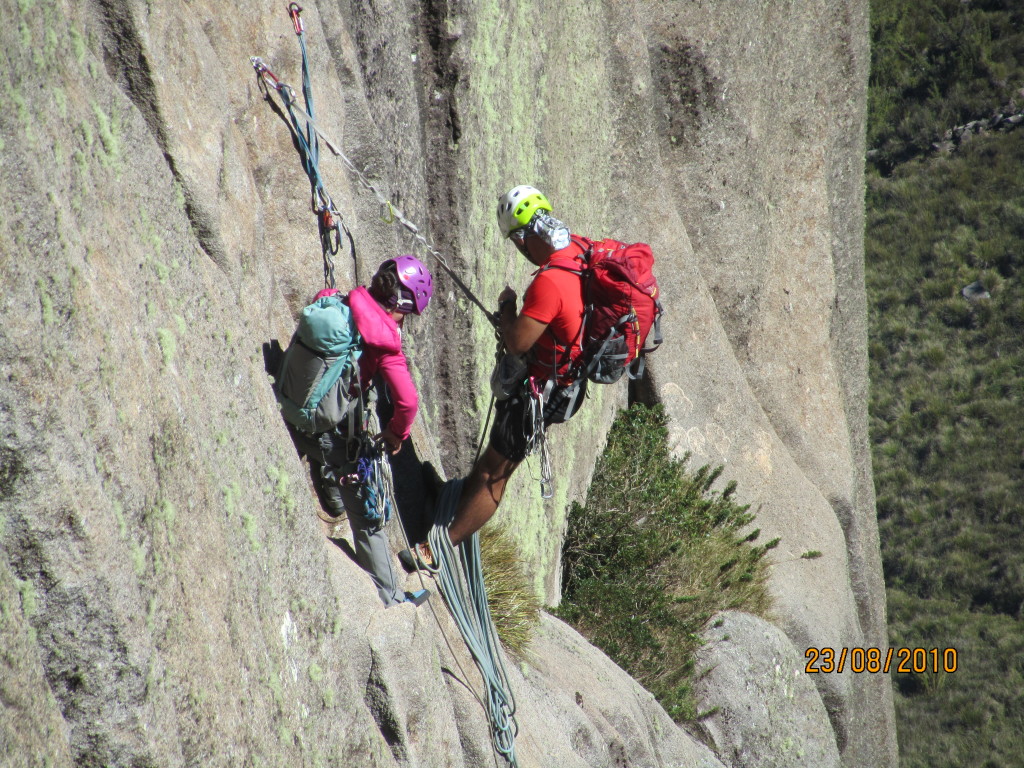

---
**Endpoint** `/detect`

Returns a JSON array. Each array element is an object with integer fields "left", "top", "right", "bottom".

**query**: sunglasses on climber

[{"left": 509, "top": 225, "right": 534, "bottom": 254}]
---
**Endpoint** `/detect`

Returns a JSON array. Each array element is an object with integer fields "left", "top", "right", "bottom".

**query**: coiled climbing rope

[{"left": 429, "top": 481, "right": 520, "bottom": 768}]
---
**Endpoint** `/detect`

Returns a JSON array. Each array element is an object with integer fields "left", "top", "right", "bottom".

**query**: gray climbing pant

[
  {"left": 310, "top": 459, "right": 403, "bottom": 607},
  {"left": 294, "top": 424, "right": 403, "bottom": 608}
]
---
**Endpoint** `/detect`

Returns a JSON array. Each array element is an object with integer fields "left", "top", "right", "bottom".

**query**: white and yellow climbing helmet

[{"left": 496, "top": 185, "right": 553, "bottom": 238}]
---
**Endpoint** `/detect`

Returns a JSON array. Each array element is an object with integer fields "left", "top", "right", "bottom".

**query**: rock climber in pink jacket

[{"left": 281, "top": 256, "right": 434, "bottom": 607}]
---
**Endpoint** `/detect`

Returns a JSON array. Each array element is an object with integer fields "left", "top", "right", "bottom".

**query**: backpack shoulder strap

[
  {"left": 531, "top": 237, "right": 595, "bottom": 383},
  {"left": 538, "top": 236, "right": 592, "bottom": 276}
]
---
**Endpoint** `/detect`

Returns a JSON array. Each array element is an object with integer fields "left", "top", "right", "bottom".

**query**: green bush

[{"left": 556, "top": 404, "right": 774, "bottom": 721}]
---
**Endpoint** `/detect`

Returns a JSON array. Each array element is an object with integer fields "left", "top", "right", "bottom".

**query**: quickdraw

[
  {"left": 287, "top": 1, "right": 304, "bottom": 35},
  {"left": 526, "top": 377, "right": 554, "bottom": 499}
]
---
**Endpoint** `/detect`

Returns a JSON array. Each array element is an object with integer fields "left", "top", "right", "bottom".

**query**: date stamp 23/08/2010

[{"left": 804, "top": 647, "right": 958, "bottom": 674}]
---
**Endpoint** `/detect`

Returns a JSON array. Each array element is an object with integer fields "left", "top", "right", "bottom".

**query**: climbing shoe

[
  {"left": 398, "top": 541, "right": 436, "bottom": 573},
  {"left": 404, "top": 589, "right": 430, "bottom": 607}
]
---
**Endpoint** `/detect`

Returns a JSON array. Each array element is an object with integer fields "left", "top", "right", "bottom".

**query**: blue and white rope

[{"left": 429, "top": 481, "right": 520, "bottom": 767}]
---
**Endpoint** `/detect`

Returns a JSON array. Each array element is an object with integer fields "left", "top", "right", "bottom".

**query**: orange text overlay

[{"left": 804, "top": 647, "right": 958, "bottom": 674}]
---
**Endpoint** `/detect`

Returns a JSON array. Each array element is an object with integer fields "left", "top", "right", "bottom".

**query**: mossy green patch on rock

[
  {"left": 156, "top": 328, "right": 176, "bottom": 367},
  {"left": 266, "top": 463, "right": 297, "bottom": 519},
  {"left": 16, "top": 577, "right": 37, "bottom": 618},
  {"left": 90, "top": 100, "right": 122, "bottom": 166},
  {"left": 36, "top": 278, "right": 55, "bottom": 326}
]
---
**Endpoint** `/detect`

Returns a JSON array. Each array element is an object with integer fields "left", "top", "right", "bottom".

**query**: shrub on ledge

[{"left": 556, "top": 404, "right": 775, "bottom": 721}]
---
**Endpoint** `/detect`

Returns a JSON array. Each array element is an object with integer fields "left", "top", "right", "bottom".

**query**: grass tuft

[{"left": 480, "top": 524, "right": 540, "bottom": 657}]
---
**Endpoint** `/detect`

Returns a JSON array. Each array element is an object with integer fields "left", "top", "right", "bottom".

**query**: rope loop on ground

[{"left": 429, "top": 481, "right": 520, "bottom": 767}]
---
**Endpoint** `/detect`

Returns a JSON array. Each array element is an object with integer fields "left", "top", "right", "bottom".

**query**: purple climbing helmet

[{"left": 384, "top": 254, "right": 433, "bottom": 315}]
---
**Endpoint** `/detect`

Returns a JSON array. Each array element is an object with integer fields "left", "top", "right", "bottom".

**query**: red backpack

[{"left": 544, "top": 236, "right": 664, "bottom": 385}]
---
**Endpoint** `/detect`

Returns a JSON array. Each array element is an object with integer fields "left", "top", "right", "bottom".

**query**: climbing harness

[
  {"left": 487, "top": 331, "right": 553, "bottom": 499},
  {"left": 429, "top": 481, "right": 520, "bottom": 767},
  {"left": 250, "top": 4, "right": 496, "bottom": 325}
]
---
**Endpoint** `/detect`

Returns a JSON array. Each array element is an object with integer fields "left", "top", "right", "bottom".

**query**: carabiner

[
  {"left": 288, "top": 3, "right": 304, "bottom": 35},
  {"left": 319, "top": 207, "right": 342, "bottom": 257},
  {"left": 251, "top": 57, "right": 282, "bottom": 91},
  {"left": 319, "top": 205, "right": 334, "bottom": 231}
]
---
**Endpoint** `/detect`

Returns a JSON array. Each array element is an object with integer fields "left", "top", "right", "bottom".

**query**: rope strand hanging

[
  {"left": 429, "top": 481, "right": 521, "bottom": 768},
  {"left": 251, "top": 11, "right": 497, "bottom": 326},
  {"left": 253, "top": 2, "right": 355, "bottom": 289}
]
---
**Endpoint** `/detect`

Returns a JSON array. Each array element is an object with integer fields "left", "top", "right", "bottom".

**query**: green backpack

[{"left": 275, "top": 294, "right": 363, "bottom": 434}]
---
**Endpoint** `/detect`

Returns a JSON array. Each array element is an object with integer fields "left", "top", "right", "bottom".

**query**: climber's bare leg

[{"left": 448, "top": 446, "right": 519, "bottom": 546}]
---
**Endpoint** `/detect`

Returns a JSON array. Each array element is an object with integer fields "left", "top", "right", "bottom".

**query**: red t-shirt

[{"left": 520, "top": 239, "right": 587, "bottom": 380}]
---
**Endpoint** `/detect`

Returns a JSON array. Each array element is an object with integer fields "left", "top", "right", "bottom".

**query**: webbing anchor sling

[
  {"left": 252, "top": 2, "right": 354, "bottom": 289},
  {"left": 250, "top": 3, "right": 497, "bottom": 327}
]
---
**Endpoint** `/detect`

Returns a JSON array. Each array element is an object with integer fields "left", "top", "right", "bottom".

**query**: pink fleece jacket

[{"left": 347, "top": 286, "right": 418, "bottom": 441}]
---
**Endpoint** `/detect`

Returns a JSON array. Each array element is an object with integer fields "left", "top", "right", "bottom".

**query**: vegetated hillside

[
  {"left": 868, "top": 0, "right": 1024, "bottom": 172},
  {"left": 867, "top": 130, "right": 1024, "bottom": 767},
  {"left": 866, "top": 1, "right": 1024, "bottom": 764}
]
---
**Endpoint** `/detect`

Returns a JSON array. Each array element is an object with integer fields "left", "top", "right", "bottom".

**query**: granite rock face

[
  {"left": 693, "top": 611, "right": 842, "bottom": 768},
  {"left": 0, "top": 1, "right": 894, "bottom": 766}
]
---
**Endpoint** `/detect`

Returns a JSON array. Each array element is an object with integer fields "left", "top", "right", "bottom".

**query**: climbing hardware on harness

[
  {"left": 352, "top": 426, "right": 396, "bottom": 532},
  {"left": 526, "top": 378, "right": 554, "bottom": 499}
]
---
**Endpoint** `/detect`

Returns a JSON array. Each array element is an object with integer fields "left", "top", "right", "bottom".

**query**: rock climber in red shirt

[{"left": 446, "top": 185, "right": 590, "bottom": 547}]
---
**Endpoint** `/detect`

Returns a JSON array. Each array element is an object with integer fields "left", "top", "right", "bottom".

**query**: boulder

[{"left": 694, "top": 612, "right": 841, "bottom": 768}]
